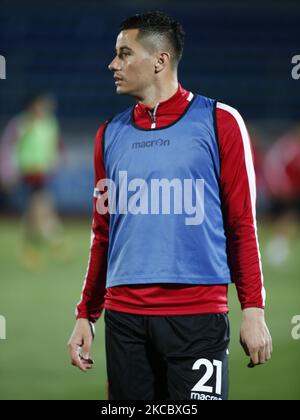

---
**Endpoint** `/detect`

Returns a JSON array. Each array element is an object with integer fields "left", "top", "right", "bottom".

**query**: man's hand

[
  {"left": 68, "top": 318, "right": 94, "bottom": 372},
  {"left": 240, "top": 308, "right": 273, "bottom": 368}
]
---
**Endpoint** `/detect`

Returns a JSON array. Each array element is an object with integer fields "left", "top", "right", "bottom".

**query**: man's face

[{"left": 108, "top": 29, "right": 157, "bottom": 97}]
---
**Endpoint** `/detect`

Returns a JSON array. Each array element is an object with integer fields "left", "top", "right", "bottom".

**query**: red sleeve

[
  {"left": 76, "top": 121, "right": 110, "bottom": 322},
  {"left": 216, "top": 104, "right": 265, "bottom": 310}
]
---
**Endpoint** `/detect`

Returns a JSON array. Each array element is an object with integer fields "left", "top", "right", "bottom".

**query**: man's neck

[{"left": 137, "top": 78, "right": 179, "bottom": 109}]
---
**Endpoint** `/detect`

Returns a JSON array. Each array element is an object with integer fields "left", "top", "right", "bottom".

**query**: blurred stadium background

[{"left": 0, "top": 0, "right": 300, "bottom": 400}]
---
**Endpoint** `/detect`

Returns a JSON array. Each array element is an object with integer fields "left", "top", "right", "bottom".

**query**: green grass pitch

[{"left": 0, "top": 218, "right": 299, "bottom": 400}]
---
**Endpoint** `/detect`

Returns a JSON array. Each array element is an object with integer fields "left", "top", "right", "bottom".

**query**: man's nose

[{"left": 108, "top": 56, "right": 120, "bottom": 72}]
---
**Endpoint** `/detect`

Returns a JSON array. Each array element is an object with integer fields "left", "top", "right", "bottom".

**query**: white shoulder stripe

[
  {"left": 216, "top": 102, "right": 266, "bottom": 305},
  {"left": 217, "top": 103, "right": 257, "bottom": 213},
  {"left": 187, "top": 92, "right": 194, "bottom": 102}
]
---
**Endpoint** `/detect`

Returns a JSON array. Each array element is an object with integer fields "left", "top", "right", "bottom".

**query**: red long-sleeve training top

[{"left": 76, "top": 85, "right": 265, "bottom": 322}]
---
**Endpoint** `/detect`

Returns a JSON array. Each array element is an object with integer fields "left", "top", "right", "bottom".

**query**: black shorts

[{"left": 104, "top": 309, "right": 230, "bottom": 401}]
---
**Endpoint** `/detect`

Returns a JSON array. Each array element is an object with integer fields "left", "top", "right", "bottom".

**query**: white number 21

[{"left": 191, "top": 359, "right": 222, "bottom": 395}]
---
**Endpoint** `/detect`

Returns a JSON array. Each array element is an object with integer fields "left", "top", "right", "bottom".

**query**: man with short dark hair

[{"left": 68, "top": 11, "right": 272, "bottom": 400}]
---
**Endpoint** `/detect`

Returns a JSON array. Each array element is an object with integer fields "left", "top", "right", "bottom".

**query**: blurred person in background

[
  {"left": 264, "top": 126, "right": 300, "bottom": 267},
  {"left": 0, "top": 93, "right": 64, "bottom": 269}
]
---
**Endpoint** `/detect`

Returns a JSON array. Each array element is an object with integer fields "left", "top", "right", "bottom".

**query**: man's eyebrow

[{"left": 116, "top": 46, "right": 134, "bottom": 53}]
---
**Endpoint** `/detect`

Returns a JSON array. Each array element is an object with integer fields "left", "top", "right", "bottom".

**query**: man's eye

[{"left": 120, "top": 52, "right": 130, "bottom": 58}]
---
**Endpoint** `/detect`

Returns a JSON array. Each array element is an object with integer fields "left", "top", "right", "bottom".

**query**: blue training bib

[{"left": 101, "top": 95, "right": 232, "bottom": 287}]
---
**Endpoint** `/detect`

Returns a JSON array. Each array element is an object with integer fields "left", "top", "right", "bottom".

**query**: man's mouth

[{"left": 114, "top": 76, "right": 124, "bottom": 84}]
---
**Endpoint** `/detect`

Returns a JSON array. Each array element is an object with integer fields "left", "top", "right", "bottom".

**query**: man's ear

[{"left": 155, "top": 52, "right": 171, "bottom": 73}]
